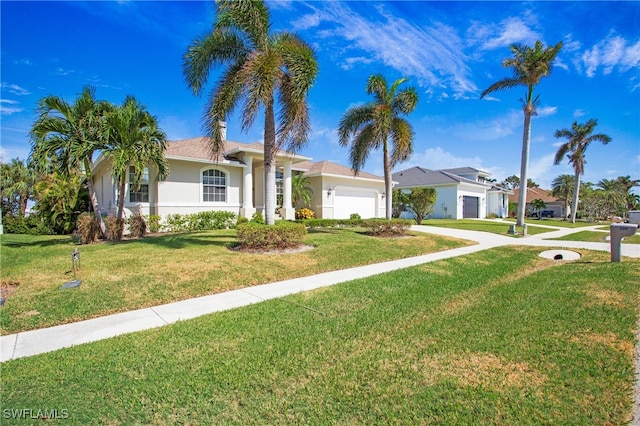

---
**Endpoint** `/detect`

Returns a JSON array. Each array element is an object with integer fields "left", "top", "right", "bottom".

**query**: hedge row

[
  {"left": 361, "top": 219, "right": 412, "bottom": 236},
  {"left": 236, "top": 221, "right": 307, "bottom": 250},
  {"left": 163, "top": 211, "right": 237, "bottom": 232}
]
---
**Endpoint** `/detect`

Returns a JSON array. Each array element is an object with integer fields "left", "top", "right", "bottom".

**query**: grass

[
  {"left": 501, "top": 217, "right": 604, "bottom": 228},
  {"left": 549, "top": 230, "right": 640, "bottom": 244},
  {"left": 420, "top": 219, "right": 552, "bottom": 236},
  {"left": 0, "top": 229, "right": 469, "bottom": 334},
  {"left": 2, "top": 247, "right": 638, "bottom": 424}
]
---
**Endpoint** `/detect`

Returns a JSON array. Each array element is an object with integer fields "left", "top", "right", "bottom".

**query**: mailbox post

[{"left": 610, "top": 223, "right": 638, "bottom": 262}]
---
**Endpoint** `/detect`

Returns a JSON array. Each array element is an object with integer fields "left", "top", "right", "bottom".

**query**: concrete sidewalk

[{"left": 1, "top": 224, "right": 638, "bottom": 362}]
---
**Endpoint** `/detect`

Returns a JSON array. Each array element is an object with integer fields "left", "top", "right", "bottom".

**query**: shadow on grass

[
  {"left": 1, "top": 236, "right": 75, "bottom": 249},
  {"left": 130, "top": 231, "right": 236, "bottom": 249}
]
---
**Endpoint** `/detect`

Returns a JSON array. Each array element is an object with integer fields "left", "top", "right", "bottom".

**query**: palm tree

[
  {"left": 34, "top": 170, "right": 88, "bottom": 234},
  {"left": 596, "top": 178, "right": 627, "bottom": 218},
  {"left": 183, "top": 0, "right": 318, "bottom": 225},
  {"left": 553, "top": 119, "right": 611, "bottom": 223},
  {"left": 291, "top": 173, "right": 312, "bottom": 208},
  {"left": 102, "top": 96, "right": 169, "bottom": 240},
  {"left": 0, "top": 158, "right": 35, "bottom": 217},
  {"left": 480, "top": 40, "right": 563, "bottom": 226},
  {"left": 530, "top": 198, "right": 546, "bottom": 220},
  {"left": 615, "top": 175, "right": 640, "bottom": 212},
  {"left": 338, "top": 74, "right": 419, "bottom": 220},
  {"left": 551, "top": 174, "right": 574, "bottom": 220},
  {"left": 30, "top": 86, "right": 112, "bottom": 237}
]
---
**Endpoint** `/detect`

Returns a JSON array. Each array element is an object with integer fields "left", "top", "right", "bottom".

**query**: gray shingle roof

[{"left": 392, "top": 166, "right": 485, "bottom": 187}]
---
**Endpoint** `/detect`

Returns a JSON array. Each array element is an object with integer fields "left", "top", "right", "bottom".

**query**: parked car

[{"left": 531, "top": 210, "right": 555, "bottom": 218}]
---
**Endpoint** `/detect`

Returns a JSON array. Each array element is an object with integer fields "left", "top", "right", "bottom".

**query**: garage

[
  {"left": 462, "top": 196, "right": 479, "bottom": 218},
  {"left": 333, "top": 187, "right": 378, "bottom": 219}
]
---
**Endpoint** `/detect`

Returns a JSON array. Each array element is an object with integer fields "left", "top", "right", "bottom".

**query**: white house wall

[
  {"left": 456, "top": 184, "right": 488, "bottom": 219},
  {"left": 310, "top": 176, "right": 384, "bottom": 219}
]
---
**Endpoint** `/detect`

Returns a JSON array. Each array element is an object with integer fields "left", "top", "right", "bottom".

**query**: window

[
  {"left": 129, "top": 166, "right": 149, "bottom": 203},
  {"left": 276, "top": 171, "right": 283, "bottom": 207},
  {"left": 203, "top": 169, "right": 226, "bottom": 202}
]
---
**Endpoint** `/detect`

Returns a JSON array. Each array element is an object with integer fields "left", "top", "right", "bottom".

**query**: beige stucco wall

[{"left": 307, "top": 175, "right": 385, "bottom": 219}]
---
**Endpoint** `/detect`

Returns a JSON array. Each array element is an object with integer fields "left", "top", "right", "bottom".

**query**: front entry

[{"left": 462, "top": 196, "right": 479, "bottom": 218}]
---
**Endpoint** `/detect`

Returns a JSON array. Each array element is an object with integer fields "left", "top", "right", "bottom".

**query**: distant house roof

[
  {"left": 509, "top": 187, "right": 563, "bottom": 204},
  {"left": 392, "top": 166, "right": 491, "bottom": 188},
  {"left": 295, "top": 160, "right": 383, "bottom": 181},
  {"left": 440, "top": 166, "right": 491, "bottom": 177}
]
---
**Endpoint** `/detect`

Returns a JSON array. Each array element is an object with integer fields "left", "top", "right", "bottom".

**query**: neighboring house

[
  {"left": 92, "top": 135, "right": 386, "bottom": 221},
  {"left": 392, "top": 166, "right": 512, "bottom": 219},
  {"left": 509, "top": 187, "right": 567, "bottom": 218}
]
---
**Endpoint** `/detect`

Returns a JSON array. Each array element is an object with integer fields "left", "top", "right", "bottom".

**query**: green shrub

[
  {"left": 105, "top": 215, "right": 124, "bottom": 241},
  {"left": 146, "top": 214, "right": 162, "bottom": 233},
  {"left": 295, "top": 208, "right": 315, "bottom": 220},
  {"left": 128, "top": 213, "right": 147, "bottom": 238},
  {"left": 298, "top": 218, "right": 362, "bottom": 228},
  {"left": 236, "top": 221, "right": 306, "bottom": 250},
  {"left": 76, "top": 212, "right": 99, "bottom": 244},
  {"left": 164, "top": 214, "right": 188, "bottom": 232},
  {"left": 237, "top": 216, "right": 249, "bottom": 226},
  {"left": 350, "top": 213, "right": 362, "bottom": 220},
  {"left": 362, "top": 219, "right": 412, "bottom": 237},
  {"left": 251, "top": 212, "right": 265, "bottom": 224},
  {"left": 486, "top": 213, "right": 498, "bottom": 219}
]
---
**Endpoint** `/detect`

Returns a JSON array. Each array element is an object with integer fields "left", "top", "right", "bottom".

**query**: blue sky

[{"left": 1, "top": 0, "right": 639, "bottom": 190}]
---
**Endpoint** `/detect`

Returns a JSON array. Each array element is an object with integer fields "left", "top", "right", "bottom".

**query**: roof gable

[{"left": 296, "top": 160, "right": 383, "bottom": 180}]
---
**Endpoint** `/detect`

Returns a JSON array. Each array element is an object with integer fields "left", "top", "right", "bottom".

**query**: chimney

[{"left": 219, "top": 121, "right": 227, "bottom": 141}]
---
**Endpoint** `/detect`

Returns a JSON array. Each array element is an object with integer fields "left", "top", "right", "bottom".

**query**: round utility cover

[{"left": 538, "top": 250, "right": 581, "bottom": 261}]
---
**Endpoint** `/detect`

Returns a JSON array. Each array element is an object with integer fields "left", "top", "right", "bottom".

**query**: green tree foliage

[
  {"left": 553, "top": 119, "right": 611, "bottom": 223},
  {"left": 404, "top": 187, "right": 437, "bottom": 225},
  {"left": 551, "top": 174, "right": 574, "bottom": 220},
  {"left": 530, "top": 198, "right": 546, "bottom": 219},
  {"left": 1, "top": 158, "right": 35, "bottom": 217},
  {"left": 481, "top": 40, "right": 563, "bottom": 226},
  {"left": 291, "top": 173, "right": 313, "bottom": 208},
  {"left": 102, "top": 96, "right": 169, "bottom": 240},
  {"left": 33, "top": 170, "right": 89, "bottom": 234},
  {"left": 183, "top": 0, "right": 318, "bottom": 225},
  {"left": 338, "top": 74, "right": 418, "bottom": 220},
  {"left": 392, "top": 188, "right": 409, "bottom": 218},
  {"left": 30, "top": 86, "right": 112, "bottom": 237}
]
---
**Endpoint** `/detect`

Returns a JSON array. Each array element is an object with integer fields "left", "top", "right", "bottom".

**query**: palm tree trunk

[
  {"left": 571, "top": 171, "right": 580, "bottom": 224},
  {"left": 19, "top": 194, "right": 28, "bottom": 217},
  {"left": 263, "top": 99, "right": 277, "bottom": 225},
  {"left": 516, "top": 107, "right": 533, "bottom": 227},
  {"left": 383, "top": 141, "right": 392, "bottom": 220},
  {"left": 116, "top": 178, "right": 127, "bottom": 240},
  {"left": 84, "top": 158, "right": 108, "bottom": 239}
]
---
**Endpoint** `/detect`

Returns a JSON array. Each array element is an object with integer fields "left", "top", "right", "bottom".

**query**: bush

[
  {"left": 295, "top": 208, "right": 315, "bottom": 220},
  {"left": 362, "top": 219, "right": 412, "bottom": 237},
  {"left": 76, "top": 212, "right": 100, "bottom": 244},
  {"left": 105, "top": 215, "right": 124, "bottom": 241},
  {"left": 237, "top": 216, "right": 249, "bottom": 226},
  {"left": 236, "top": 221, "right": 306, "bottom": 250},
  {"left": 298, "top": 218, "right": 362, "bottom": 228},
  {"left": 350, "top": 213, "right": 362, "bottom": 220},
  {"left": 165, "top": 214, "right": 188, "bottom": 232},
  {"left": 146, "top": 215, "right": 162, "bottom": 233},
  {"left": 486, "top": 213, "right": 498, "bottom": 219},
  {"left": 251, "top": 212, "right": 265, "bottom": 224},
  {"left": 128, "top": 213, "right": 147, "bottom": 238}
]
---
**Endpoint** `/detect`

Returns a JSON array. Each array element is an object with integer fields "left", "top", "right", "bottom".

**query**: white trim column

[
  {"left": 279, "top": 160, "right": 295, "bottom": 220},
  {"left": 240, "top": 155, "right": 255, "bottom": 219}
]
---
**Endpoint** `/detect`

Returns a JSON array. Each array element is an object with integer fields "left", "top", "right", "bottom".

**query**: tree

[
  {"left": 551, "top": 174, "right": 574, "bottom": 220},
  {"left": 404, "top": 187, "right": 437, "bottom": 225},
  {"left": 392, "top": 188, "right": 409, "bottom": 218},
  {"left": 481, "top": 40, "right": 563, "bottom": 227},
  {"left": 183, "top": 0, "right": 318, "bottom": 225},
  {"left": 291, "top": 173, "right": 312, "bottom": 208},
  {"left": 530, "top": 198, "right": 546, "bottom": 219},
  {"left": 596, "top": 178, "right": 626, "bottom": 217},
  {"left": 30, "top": 86, "right": 112, "bottom": 237},
  {"left": 615, "top": 175, "right": 640, "bottom": 212},
  {"left": 33, "top": 170, "right": 88, "bottom": 234},
  {"left": 102, "top": 96, "right": 168, "bottom": 240},
  {"left": 0, "top": 158, "right": 35, "bottom": 217},
  {"left": 526, "top": 178, "right": 539, "bottom": 188},
  {"left": 500, "top": 175, "right": 520, "bottom": 190},
  {"left": 338, "top": 74, "right": 418, "bottom": 220},
  {"left": 553, "top": 119, "right": 611, "bottom": 223}
]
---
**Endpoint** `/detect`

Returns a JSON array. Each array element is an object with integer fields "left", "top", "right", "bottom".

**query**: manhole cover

[{"left": 539, "top": 250, "right": 581, "bottom": 261}]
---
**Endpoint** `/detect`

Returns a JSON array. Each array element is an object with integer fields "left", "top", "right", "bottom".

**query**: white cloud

[
  {"left": 468, "top": 17, "right": 541, "bottom": 51},
  {"left": 341, "top": 56, "right": 374, "bottom": 71},
  {"left": 309, "top": 3, "right": 477, "bottom": 98},
  {"left": 536, "top": 106, "right": 557, "bottom": 117},
  {"left": 573, "top": 109, "right": 585, "bottom": 118},
  {"left": 401, "top": 146, "right": 485, "bottom": 170},
  {"left": 1, "top": 82, "right": 30, "bottom": 96},
  {"left": 526, "top": 152, "right": 557, "bottom": 188},
  {"left": 291, "top": 12, "right": 321, "bottom": 31},
  {"left": 0, "top": 99, "right": 23, "bottom": 115},
  {"left": 581, "top": 32, "right": 640, "bottom": 77}
]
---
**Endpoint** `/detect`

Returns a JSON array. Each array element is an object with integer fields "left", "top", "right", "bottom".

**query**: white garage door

[{"left": 334, "top": 188, "right": 378, "bottom": 219}]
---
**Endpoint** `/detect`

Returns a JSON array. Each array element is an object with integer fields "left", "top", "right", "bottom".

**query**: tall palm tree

[
  {"left": 338, "top": 74, "right": 419, "bottom": 220},
  {"left": 0, "top": 158, "right": 35, "bottom": 217},
  {"left": 481, "top": 40, "right": 563, "bottom": 226},
  {"left": 30, "top": 86, "right": 112, "bottom": 237},
  {"left": 102, "top": 96, "right": 169, "bottom": 240},
  {"left": 183, "top": 0, "right": 318, "bottom": 225},
  {"left": 551, "top": 174, "right": 574, "bottom": 220},
  {"left": 615, "top": 175, "right": 640, "bottom": 212},
  {"left": 596, "top": 178, "right": 627, "bottom": 218},
  {"left": 553, "top": 119, "right": 611, "bottom": 223}
]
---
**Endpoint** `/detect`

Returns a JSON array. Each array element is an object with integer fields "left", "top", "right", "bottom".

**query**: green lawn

[
  {"left": 549, "top": 230, "right": 640, "bottom": 244},
  {"left": 2, "top": 247, "right": 637, "bottom": 424},
  {"left": 420, "top": 219, "right": 552, "bottom": 236},
  {"left": 0, "top": 229, "right": 469, "bottom": 334}
]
